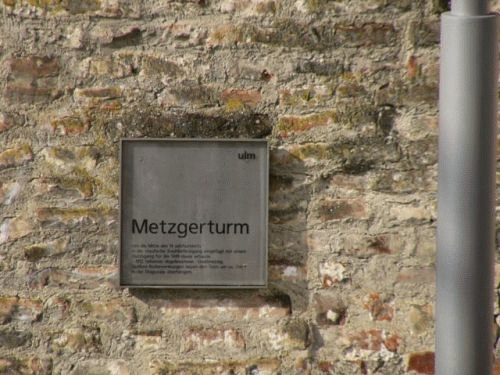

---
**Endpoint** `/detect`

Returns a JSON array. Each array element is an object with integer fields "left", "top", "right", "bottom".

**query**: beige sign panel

[{"left": 120, "top": 139, "right": 268, "bottom": 288}]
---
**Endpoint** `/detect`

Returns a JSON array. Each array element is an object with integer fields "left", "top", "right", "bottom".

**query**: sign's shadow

[{"left": 128, "top": 147, "right": 311, "bottom": 316}]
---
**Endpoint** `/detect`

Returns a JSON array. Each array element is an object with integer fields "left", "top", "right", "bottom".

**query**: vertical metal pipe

[
  {"left": 451, "top": 0, "right": 489, "bottom": 15},
  {"left": 437, "top": 0, "right": 498, "bottom": 373}
]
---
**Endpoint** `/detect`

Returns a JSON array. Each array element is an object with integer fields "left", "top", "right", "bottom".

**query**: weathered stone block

[
  {"left": 408, "top": 19, "right": 440, "bottom": 47},
  {"left": 317, "top": 360, "right": 335, "bottom": 374},
  {"left": 207, "top": 24, "right": 243, "bottom": 47},
  {"left": 14, "top": 298, "right": 42, "bottom": 322},
  {"left": 31, "top": 266, "right": 107, "bottom": 290},
  {"left": 316, "top": 198, "right": 367, "bottom": 221},
  {"left": 219, "top": 0, "right": 278, "bottom": 14},
  {"left": 276, "top": 112, "right": 338, "bottom": 136},
  {"left": 49, "top": 115, "right": 89, "bottom": 135},
  {"left": 364, "top": 236, "right": 394, "bottom": 255},
  {"left": 141, "top": 56, "right": 183, "bottom": 77},
  {"left": 329, "top": 174, "right": 366, "bottom": 192},
  {"left": 33, "top": 176, "right": 93, "bottom": 198},
  {"left": 160, "top": 84, "right": 219, "bottom": 108},
  {"left": 335, "top": 136, "right": 401, "bottom": 169},
  {"left": 0, "top": 181, "right": 23, "bottom": 205},
  {"left": 408, "top": 304, "right": 433, "bottom": 333},
  {"left": 262, "top": 324, "right": 307, "bottom": 351},
  {"left": 405, "top": 82, "right": 439, "bottom": 105},
  {"left": 6, "top": 0, "right": 100, "bottom": 13},
  {"left": 407, "top": 352, "right": 434, "bottom": 374},
  {"left": 36, "top": 206, "right": 116, "bottom": 224},
  {"left": 9, "top": 55, "right": 60, "bottom": 79},
  {"left": 362, "top": 292, "right": 395, "bottom": 322},
  {"left": 220, "top": 88, "right": 262, "bottom": 111},
  {"left": 26, "top": 357, "right": 53, "bottom": 375},
  {"left": 295, "top": 59, "right": 345, "bottom": 76},
  {"left": 51, "top": 326, "right": 101, "bottom": 353},
  {"left": 0, "top": 144, "right": 32, "bottom": 170},
  {"left": 288, "top": 143, "right": 330, "bottom": 161},
  {"left": 69, "top": 266, "right": 118, "bottom": 289},
  {"left": 181, "top": 327, "right": 245, "bottom": 353},
  {"left": 389, "top": 204, "right": 433, "bottom": 223},
  {"left": 0, "top": 358, "right": 22, "bottom": 374},
  {"left": 396, "top": 267, "right": 435, "bottom": 285},
  {"left": 0, "top": 113, "right": 15, "bottom": 133},
  {"left": 43, "top": 295, "right": 70, "bottom": 321},
  {"left": 64, "top": 0, "right": 101, "bottom": 14},
  {"left": 319, "top": 261, "right": 347, "bottom": 287},
  {"left": 369, "top": 169, "right": 436, "bottom": 194},
  {"left": 336, "top": 81, "right": 367, "bottom": 98},
  {"left": 0, "top": 217, "right": 32, "bottom": 244},
  {"left": 4, "top": 83, "right": 62, "bottom": 104},
  {"left": 0, "top": 328, "right": 31, "bottom": 348},
  {"left": 0, "top": 296, "right": 18, "bottom": 324},
  {"left": 70, "top": 360, "right": 132, "bottom": 375},
  {"left": 345, "top": 329, "right": 401, "bottom": 357},
  {"left": 41, "top": 146, "right": 98, "bottom": 173},
  {"left": 4, "top": 55, "right": 62, "bottom": 104},
  {"left": 74, "top": 86, "right": 123, "bottom": 99},
  {"left": 24, "top": 244, "right": 47, "bottom": 261},
  {"left": 75, "top": 299, "right": 136, "bottom": 323},
  {"left": 334, "top": 21, "right": 398, "bottom": 47},
  {"left": 133, "top": 331, "right": 163, "bottom": 351},
  {"left": 278, "top": 86, "right": 332, "bottom": 109},
  {"left": 80, "top": 55, "right": 136, "bottom": 79},
  {"left": 27, "top": 268, "right": 69, "bottom": 288}
]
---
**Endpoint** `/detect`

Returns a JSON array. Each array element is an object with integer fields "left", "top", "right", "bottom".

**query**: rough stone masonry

[{"left": 0, "top": 0, "right": 500, "bottom": 373}]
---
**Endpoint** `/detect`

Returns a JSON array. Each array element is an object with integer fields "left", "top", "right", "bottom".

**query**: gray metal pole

[
  {"left": 451, "top": 0, "right": 489, "bottom": 15},
  {"left": 437, "top": 0, "right": 498, "bottom": 373}
]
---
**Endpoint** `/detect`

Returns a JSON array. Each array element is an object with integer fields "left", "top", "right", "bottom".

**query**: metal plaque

[{"left": 120, "top": 139, "right": 268, "bottom": 288}]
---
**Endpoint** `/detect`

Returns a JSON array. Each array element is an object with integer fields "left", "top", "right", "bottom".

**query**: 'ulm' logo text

[{"left": 238, "top": 151, "right": 256, "bottom": 160}]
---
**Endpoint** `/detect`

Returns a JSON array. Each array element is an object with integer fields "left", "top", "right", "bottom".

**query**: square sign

[{"left": 120, "top": 139, "right": 268, "bottom": 288}]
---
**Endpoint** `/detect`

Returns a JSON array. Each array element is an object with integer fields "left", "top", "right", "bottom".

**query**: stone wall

[{"left": 0, "top": 0, "right": 499, "bottom": 373}]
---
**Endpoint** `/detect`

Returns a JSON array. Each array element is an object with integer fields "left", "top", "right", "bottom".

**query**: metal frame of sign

[{"left": 119, "top": 138, "right": 268, "bottom": 288}]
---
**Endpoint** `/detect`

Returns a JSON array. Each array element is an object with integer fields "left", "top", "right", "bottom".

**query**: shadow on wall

[{"left": 128, "top": 147, "right": 311, "bottom": 317}]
